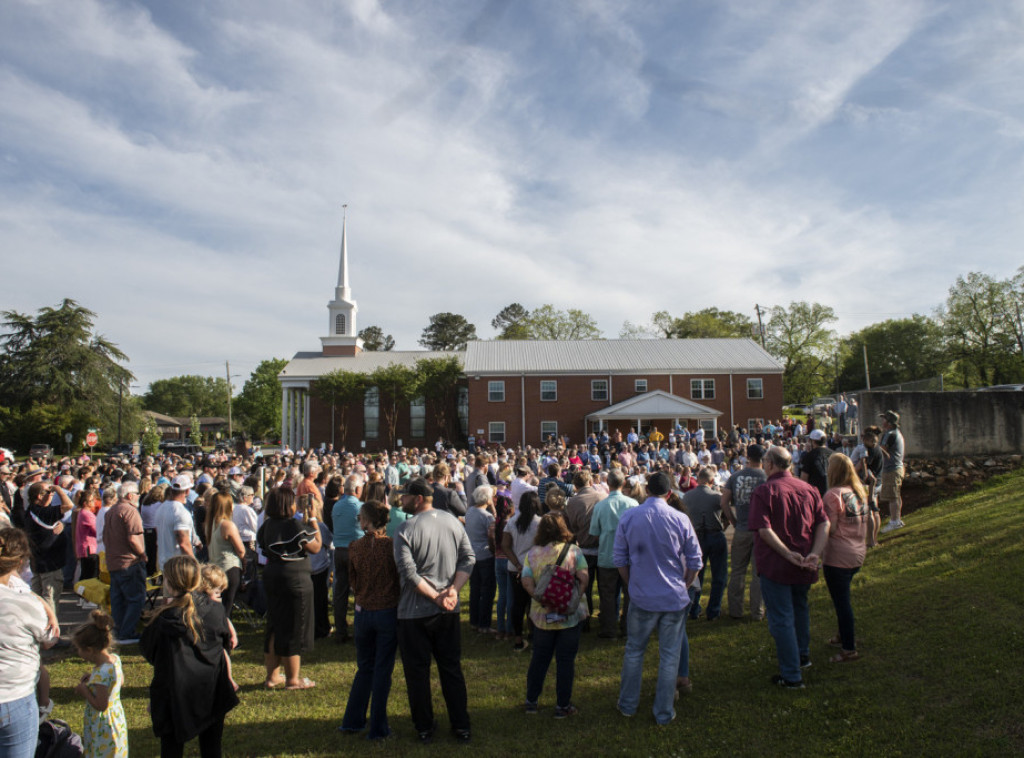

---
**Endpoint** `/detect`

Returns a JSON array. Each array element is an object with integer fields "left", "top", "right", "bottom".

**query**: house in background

[{"left": 279, "top": 221, "right": 784, "bottom": 451}]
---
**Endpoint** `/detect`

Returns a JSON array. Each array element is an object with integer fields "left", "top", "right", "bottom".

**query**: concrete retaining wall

[{"left": 859, "top": 391, "right": 1024, "bottom": 457}]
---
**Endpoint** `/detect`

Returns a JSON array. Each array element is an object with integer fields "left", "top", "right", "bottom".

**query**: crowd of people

[{"left": 0, "top": 410, "right": 906, "bottom": 752}]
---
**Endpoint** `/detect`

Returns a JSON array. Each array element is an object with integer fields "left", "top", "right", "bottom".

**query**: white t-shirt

[
  {"left": 156, "top": 499, "right": 195, "bottom": 571},
  {"left": 0, "top": 581, "right": 53, "bottom": 701}
]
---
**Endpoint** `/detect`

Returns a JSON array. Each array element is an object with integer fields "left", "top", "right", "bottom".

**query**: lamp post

[{"left": 226, "top": 361, "right": 240, "bottom": 439}]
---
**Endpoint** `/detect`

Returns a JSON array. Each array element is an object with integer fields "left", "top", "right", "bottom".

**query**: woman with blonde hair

[
  {"left": 205, "top": 491, "right": 246, "bottom": 615},
  {"left": 141, "top": 555, "right": 237, "bottom": 757},
  {"left": 822, "top": 453, "right": 869, "bottom": 663}
]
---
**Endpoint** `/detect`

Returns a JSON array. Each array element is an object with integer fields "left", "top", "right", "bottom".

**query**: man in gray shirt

[
  {"left": 722, "top": 444, "right": 768, "bottom": 620},
  {"left": 394, "top": 478, "right": 475, "bottom": 743},
  {"left": 878, "top": 410, "right": 907, "bottom": 533},
  {"left": 682, "top": 467, "right": 727, "bottom": 621}
]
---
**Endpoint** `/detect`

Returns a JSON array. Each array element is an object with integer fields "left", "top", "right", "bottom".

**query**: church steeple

[{"left": 321, "top": 204, "right": 363, "bottom": 356}]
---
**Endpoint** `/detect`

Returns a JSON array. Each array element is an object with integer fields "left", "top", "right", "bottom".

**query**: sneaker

[
  {"left": 880, "top": 520, "right": 904, "bottom": 533},
  {"left": 417, "top": 721, "right": 438, "bottom": 744},
  {"left": 553, "top": 704, "right": 578, "bottom": 719},
  {"left": 524, "top": 701, "right": 538, "bottom": 714},
  {"left": 800, "top": 656, "right": 812, "bottom": 668},
  {"left": 452, "top": 728, "right": 471, "bottom": 743},
  {"left": 771, "top": 674, "right": 805, "bottom": 690},
  {"left": 616, "top": 704, "right": 634, "bottom": 718}
]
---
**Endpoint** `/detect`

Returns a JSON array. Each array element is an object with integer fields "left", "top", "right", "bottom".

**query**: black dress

[
  {"left": 141, "top": 593, "right": 238, "bottom": 744},
  {"left": 257, "top": 517, "right": 317, "bottom": 657}
]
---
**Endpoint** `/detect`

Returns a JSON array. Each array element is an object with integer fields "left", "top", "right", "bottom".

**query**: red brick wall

[{"left": 467, "top": 372, "right": 783, "bottom": 447}]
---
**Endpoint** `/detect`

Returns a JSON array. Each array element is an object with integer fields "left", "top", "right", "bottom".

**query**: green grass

[{"left": 46, "top": 470, "right": 1024, "bottom": 756}]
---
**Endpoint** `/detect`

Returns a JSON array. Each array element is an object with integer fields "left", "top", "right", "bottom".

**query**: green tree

[
  {"left": 838, "top": 316, "right": 948, "bottom": 390},
  {"left": 235, "top": 358, "right": 288, "bottom": 440},
  {"left": 649, "top": 308, "right": 755, "bottom": 339},
  {"left": 142, "top": 375, "right": 230, "bottom": 417},
  {"left": 368, "top": 363, "right": 421, "bottom": 447},
  {"left": 419, "top": 313, "right": 477, "bottom": 351},
  {"left": 416, "top": 355, "right": 464, "bottom": 439},
  {"left": 524, "top": 305, "right": 601, "bottom": 340},
  {"left": 190, "top": 414, "right": 202, "bottom": 446},
  {"left": 311, "top": 370, "right": 368, "bottom": 445},
  {"left": 764, "top": 301, "right": 838, "bottom": 404},
  {"left": 142, "top": 417, "right": 162, "bottom": 456},
  {"left": 358, "top": 325, "right": 395, "bottom": 351},
  {"left": 0, "top": 299, "right": 133, "bottom": 451},
  {"left": 492, "top": 303, "right": 531, "bottom": 339},
  {"left": 939, "top": 271, "right": 1023, "bottom": 387}
]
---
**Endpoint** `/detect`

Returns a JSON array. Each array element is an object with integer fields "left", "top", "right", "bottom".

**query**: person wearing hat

[
  {"left": 394, "top": 477, "right": 474, "bottom": 743},
  {"left": 156, "top": 475, "right": 196, "bottom": 571},
  {"left": 613, "top": 471, "right": 703, "bottom": 724},
  {"left": 25, "top": 478, "right": 76, "bottom": 612},
  {"left": 722, "top": 444, "right": 768, "bottom": 621},
  {"left": 799, "top": 429, "right": 833, "bottom": 496},
  {"left": 878, "top": 411, "right": 906, "bottom": 533}
]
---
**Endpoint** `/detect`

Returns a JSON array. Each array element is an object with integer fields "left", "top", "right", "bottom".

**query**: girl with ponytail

[{"left": 141, "top": 555, "right": 238, "bottom": 757}]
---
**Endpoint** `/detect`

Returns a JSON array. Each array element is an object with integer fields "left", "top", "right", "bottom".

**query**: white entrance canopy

[{"left": 585, "top": 390, "right": 722, "bottom": 436}]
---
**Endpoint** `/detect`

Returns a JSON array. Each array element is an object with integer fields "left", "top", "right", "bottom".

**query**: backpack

[
  {"left": 36, "top": 719, "right": 84, "bottom": 758},
  {"left": 532, "top": 543, "right": 581, "bottom": 615}
]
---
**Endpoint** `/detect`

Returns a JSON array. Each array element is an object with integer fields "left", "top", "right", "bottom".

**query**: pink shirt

[
  {"left": 76, "top": 507, "right": 97, "bottom": 558},
  {"left": 822, "top": 486, "right": 869, "bottom": 569}
]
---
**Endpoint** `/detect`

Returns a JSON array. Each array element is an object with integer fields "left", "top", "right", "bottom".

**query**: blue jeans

[
  {"left": 824, "top": 565, "right": 860, "bottom": 651},
  {"left": 342, "top": 608, "right": 399, "bottom": 739},
  {"left": 0, "top": 693, "right": 37, "bottom": 758},
  {"left": 526, "top": 624, "right": 581, "bottom": 707},
  {"left": 691, "top": 531, "right": 727, "bottom": 619},
  {"left": 618, "top": 605, "right": 686, "bottom": 724},
  {"left": 109, "top": 561, "right": 147, "bottom": 640},
  {"left": 468, "top": 556, "right": 496, "bottom": 630},
  {"left": 495, "top": 558, "right": 512, "bottom": 635},
  {"left": 759, "top": 576, "right": 811, "bottom": 683},
  {"left": 677, "top": 617, "right": 690, "bottom": 679}
]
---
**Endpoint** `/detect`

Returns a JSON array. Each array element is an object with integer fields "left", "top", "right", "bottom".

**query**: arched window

[{"left": 336, "top": 314, "right": 347, "bottom": 335}]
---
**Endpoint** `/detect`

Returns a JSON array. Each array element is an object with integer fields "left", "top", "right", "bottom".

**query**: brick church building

[{"left": 279, "top": 222, "right": 784, "bottom": 451}]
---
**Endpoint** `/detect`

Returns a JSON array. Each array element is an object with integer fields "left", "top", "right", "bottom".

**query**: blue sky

[{"left": 2, "top": 0, "right": 1023, "bottom": 391}]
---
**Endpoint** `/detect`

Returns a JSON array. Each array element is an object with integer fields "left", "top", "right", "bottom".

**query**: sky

[{"left": 3, "top": 0, "right": 1024, "bottom": 393}]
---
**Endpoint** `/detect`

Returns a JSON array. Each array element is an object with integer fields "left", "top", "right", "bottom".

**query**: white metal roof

[
  {"left": 585, "top": 390, "right": 722, "bottom": 420},
  {"left": 463, "top": 339, "right": 782, "bottom": 375},
  {"left": 280, "top": 350, "right": 461, "bottom": 380}
]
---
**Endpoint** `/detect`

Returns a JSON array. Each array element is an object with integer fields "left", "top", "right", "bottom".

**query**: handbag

[{"left": 532, "top": 542, "right": 581, "bottom": 615}]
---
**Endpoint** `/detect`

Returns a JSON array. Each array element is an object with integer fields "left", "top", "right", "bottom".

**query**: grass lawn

[{"left": 45, "top": 470, "right": 1024, "bottom": 756}]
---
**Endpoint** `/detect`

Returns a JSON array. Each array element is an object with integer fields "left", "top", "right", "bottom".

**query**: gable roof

[
  {"left": 585, "top": 390, "right": 722, "bottom": 420},
  {"left": 280, "top": 350, "right": 460, "bottom": 381},
  {"left": 463, "top": 338, "right": 782, "bottom": 375}
]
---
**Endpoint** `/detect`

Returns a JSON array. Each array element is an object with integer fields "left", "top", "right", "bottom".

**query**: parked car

[
  {"left": 0, "top": 447, "right": 14, "bottom": 464},
  {"left": 978, "top": 384, "right": 1024, "bottom": 392},
  {"left": 29, "top": 443, "right": 53, "bottom": 459}
]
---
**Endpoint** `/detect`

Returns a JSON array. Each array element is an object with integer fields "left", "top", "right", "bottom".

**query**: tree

[
  {"left": 492, "top": 303, "right": 531, "bottom": 339},
  {"left": 234, "top": 358, "right": 288, "bottom": 440},
  {"left": 190, "top": 414, "right": 202, "bottom": 446},
  {"left": 939, "top": 271, "right": 1023, "bottom": 387},
  {"left": 618, "top": 320, "right": 657, "bottom": 339},
  {"left": 648, "top": 308, "right": 755, "bottom": 339},
  {"left": 0, "top": 299, "right": 134, "bottom": 451},
  {"left": 142, "top": 375, "right": 230, "bottom": 418},
  {"left": 368, "top": 364, "right": 421, "bottom": 446},
  {"left": 416, "top": 355, "right": 464, "bottom": 440},
  {"left": 358, "top": 325, "right": 395, "bottom": 352},
  {"left": 142, "top": 417, "right": 162, "bottom": 456},
  {"left": 837, "top": 316, "right": 948, "bottom": 390},
  {"left": 523, "top": 305, "right": 602, "bottom": 340},
  {"left": 764, "top": 301, "right": 838, "bottom": 404},
  {"left": 311, "top": 369, "right": 367, "bottom": 445},
  {"left": 419, "top": 313, "right": 477, "bottom": 351}
]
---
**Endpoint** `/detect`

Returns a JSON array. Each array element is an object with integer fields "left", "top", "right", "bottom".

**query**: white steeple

[{"left": 321, "top": 205, "right": 363, "bottom": 356}]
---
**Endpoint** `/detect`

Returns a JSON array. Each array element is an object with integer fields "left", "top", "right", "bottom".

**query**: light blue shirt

[
  {"left": 613, "top": 497, "right": 703, "bottom": 613},
  {"left": 332, "top": 494, "right": 364, "bottom": 548},
  {"left": 589, "top": 490, "right": 639, "bottom": 568}
]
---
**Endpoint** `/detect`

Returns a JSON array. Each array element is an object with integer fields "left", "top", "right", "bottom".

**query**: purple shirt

[
  {"left": 748, "top": 470, "right": 828, "bottom": 585},
  {"left": 613, "top": 497, "right": 703, "bottom": 613}
]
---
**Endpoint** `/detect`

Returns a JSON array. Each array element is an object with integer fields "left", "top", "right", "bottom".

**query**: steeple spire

[{"left": 336, "top": 204, "right": 351, "bottom": 300}]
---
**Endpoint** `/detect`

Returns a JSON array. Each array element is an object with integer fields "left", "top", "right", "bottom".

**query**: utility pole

[
  {"left": 754, "top": 305, "right": 767, "bottom": 349},
  {"left": 863, "top": 344, "right": 871, "bottom": 390},
  {"left": 117, "top": 379, "right": 124, "bottom": 445},
  {"left": 226, "top": 361, "right": 233, "bottom": 439}
]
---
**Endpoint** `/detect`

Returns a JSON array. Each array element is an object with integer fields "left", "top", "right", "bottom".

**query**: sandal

[
  {"left": 285, "top": 677, "right": 317, "bottom": 690},
  {"left": 829, "top": 650, "right": 861, "bottom": 663}
]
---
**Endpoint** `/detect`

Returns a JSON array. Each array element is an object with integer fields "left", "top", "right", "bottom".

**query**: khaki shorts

[{"left": 880, "top": 467, "right": 904, "bottom": 501}]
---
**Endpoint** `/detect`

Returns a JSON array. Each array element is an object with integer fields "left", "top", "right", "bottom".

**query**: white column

[
  {"left": 281, "top": 388, "right": 290, "bottom": 449},
  {"left": 303, "top": 390, "right": 311, "bottom": 450}
]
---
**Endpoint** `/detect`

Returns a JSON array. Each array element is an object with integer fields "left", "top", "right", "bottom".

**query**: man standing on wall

[{"left": 878, "top": 411, "right": 907, "bottom": 533}]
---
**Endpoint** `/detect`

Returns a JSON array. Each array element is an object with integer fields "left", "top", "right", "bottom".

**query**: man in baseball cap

[{"left": 157, "top": 475, "right": 196, "bottom": 570}]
